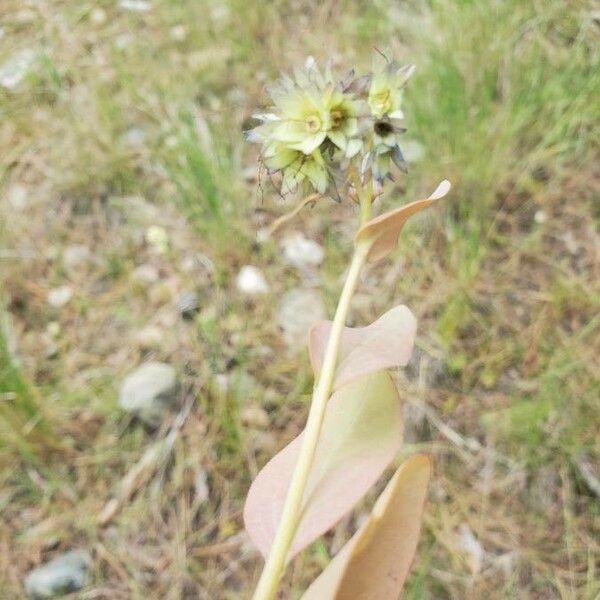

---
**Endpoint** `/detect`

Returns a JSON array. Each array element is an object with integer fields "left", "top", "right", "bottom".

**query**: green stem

[{"left": 251, "top": 195, "right": 373, "bottom": 600}]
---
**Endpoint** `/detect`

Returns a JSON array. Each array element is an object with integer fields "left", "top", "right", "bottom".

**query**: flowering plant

[
  {"left": 244, "top": 56, "right": 451, "bottom": 600},
  {"left": 248, "top": 57, "right": 413, "bottom": 197}
]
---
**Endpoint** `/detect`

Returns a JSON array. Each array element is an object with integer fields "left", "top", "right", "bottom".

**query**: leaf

[
  {"left": 301, "top": 454, "right": 432, "bottom": 600},
  {"left": 309, "top": 305, "right": 417, "bottom": 391},
  {"left": 356, "top": 180, "right": 451, "bottom": 263},
  {"left": 244, "top": 371, "right": 402, "bottom": 559}
]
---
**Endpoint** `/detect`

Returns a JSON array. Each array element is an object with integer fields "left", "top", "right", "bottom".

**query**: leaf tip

[{"left": 429, "top": 179, "right": 451, "bottom": 200}]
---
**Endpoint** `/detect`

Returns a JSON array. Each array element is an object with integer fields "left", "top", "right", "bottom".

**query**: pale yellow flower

[
  {"left": 325, "top": 87, "right": 362, "bottom": 158},
  {"left": 247, "top": 56, "right": 416, "bottom": 195},
  {"left": 368, "top": 63, "right": 415, "bottom": 120}
]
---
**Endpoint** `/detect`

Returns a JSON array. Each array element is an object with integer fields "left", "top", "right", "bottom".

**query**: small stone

[
  {"left": 63, "top": 245, "right": 90, "bottom": 270},
  {"left": 236, "top": 265, "right": 269, "bottom": 295},
  {"left": 281, "top": 233, "right": 324, "bottom": 269},
  {"left": 278, "top": 288, "right": 326, "bottom": 347},
  {"left": 24, "top": 549, "right": 92, "bottom": 599},
  {"left": 118, "top": 0, "right": 152, "bottom": 12},
  {"left": 176, "top": 291, "right": 199, "bottom": 320},
  {"left": 131, "top": 264, "right": 159, "bottom": 285},
  {"left": 118, "top": 362, "right": 180, "bottom": 426},
  {"left": 8, "top": 183, "right": 28, "bottom": 210},
  {"left": 47, "top": 286, "right": 73, "bottom": 308},
  {"left": 534, "top": 209, "right": 547, "bottom": 224},
  {"left": 90, "top": 7, "right": 107, "bottom": 24},
  {"left": 0, "top": 49, "right": 36, "bottom": 90}
]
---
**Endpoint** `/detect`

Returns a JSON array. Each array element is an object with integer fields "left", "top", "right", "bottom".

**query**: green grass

[
  {"left": 0, "top": 312, "right": 55, "bottom": 464},
  {"left": 161, "top": 110, "right": 229, "bottom": 237}
]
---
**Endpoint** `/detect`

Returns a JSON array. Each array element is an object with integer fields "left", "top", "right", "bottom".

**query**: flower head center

[
  {"left": 370, "top": 89, "right": 392, "bottom": 115},
  {"left": 305, "top": 115, "right": 322, "bottom": 133},
  {"left": 330, "top": 109, "right": 345, "bottom": 129}
]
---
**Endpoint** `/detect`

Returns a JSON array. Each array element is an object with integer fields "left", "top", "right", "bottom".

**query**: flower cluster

[{"left": 248, "top": 57, "right": 415, "bottom": 197}]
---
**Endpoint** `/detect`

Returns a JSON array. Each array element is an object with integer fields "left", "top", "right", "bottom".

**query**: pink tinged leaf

[
  {"left": 309, "top": 305, "right": 417, "bottom": 390},
  {"left": 301, "top": 454, "right": 432, "bottom": 600},
  {"left": 243, "top": 371, "right": 403, "bottom": 559},
  {"left": 356, "top": 179, "right": 451, "bottom": 263}
]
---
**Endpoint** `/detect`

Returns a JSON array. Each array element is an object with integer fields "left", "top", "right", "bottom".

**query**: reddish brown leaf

[
  {"left": 309, "top": 305, "right": 417, "bottom": 390},
  {"left": 301, "top": 454, "right": 432, "bottom": 600},
  {"left": 356, "top": 180, "right": 451, "bottom": 263},
  {"left": 244, "top": 372, "right": 403, "bottom": 559}
]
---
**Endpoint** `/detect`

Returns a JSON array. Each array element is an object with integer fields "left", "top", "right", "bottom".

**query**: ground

[{"left": 1, "top": 0, "right": 599, "bottom": 599}]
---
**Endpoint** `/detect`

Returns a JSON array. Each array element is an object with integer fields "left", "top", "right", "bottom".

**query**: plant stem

[{"left": 251, "top": 196, "right": 373, "bottom": 600}]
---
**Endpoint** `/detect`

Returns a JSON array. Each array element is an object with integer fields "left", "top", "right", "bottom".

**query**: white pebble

[
  {"left": 0, "top": 48, "right": 36, "bottom": 90},
  {"left": 90, "top": 8, "right": 107, "bottom": 24},
  {"left": 119, "top": 0, "right": 152, "bottom": 12},
  {"left": 281, "top": 233, "right": 324, "bottom": 269},
  {"left": 47, "top": 286, "right": 73, "bottom": 308},
  {"left": 7, "top": 183, "right": 28, "bottom": 210},
  {"left": 278, "top": 288, "right": 326, "bottom": 347},
  {"left": 236, "top": 266, "right": 269, "bottom": 295}
]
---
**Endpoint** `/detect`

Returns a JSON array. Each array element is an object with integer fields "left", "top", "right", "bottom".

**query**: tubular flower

[
  {"left": 268, "top": 86, "right": 331, "bottom": 155},
  {"left": 251, "top": 60, "right": 333, "bottom": 156},
  {"left": 368, "top": 63, "right": 415, "bottom": 120},
  {"left": 324, "top": 87, "right": 362, "bottom": 158},
  {"left": 363, "top": 118, "right": 408, "bottom": 182}
]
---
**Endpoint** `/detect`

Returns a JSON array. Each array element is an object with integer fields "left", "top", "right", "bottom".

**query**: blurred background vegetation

[{"left": 1, "top": 0, "right": 598, "bottom": 598}]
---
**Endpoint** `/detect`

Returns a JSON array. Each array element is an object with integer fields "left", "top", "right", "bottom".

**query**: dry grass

[{"left": 1, "top": 0, "right": 599, "bottom": 598}]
